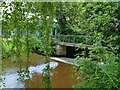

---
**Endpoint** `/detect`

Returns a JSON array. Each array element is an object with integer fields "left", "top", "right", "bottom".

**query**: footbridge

[{"left": 53, "top": 34, "right": 92, "bottom": 57}]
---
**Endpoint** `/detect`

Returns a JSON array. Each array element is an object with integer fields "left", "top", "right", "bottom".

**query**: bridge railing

[{"left": 55, "top": 34, "right": 93, "bottom": 45}]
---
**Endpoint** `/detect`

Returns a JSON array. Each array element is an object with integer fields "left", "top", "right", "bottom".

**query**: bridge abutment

[{"left": 56, "top": 45, "right": 66, "bottom": 56}]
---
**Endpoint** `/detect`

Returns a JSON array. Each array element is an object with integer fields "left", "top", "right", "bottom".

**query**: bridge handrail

[{"left": 56, "top": 34, "right": 93, "bottom": 44}]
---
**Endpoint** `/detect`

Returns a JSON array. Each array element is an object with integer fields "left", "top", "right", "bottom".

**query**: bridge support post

[{"left": 56, "top": 45, "right": 66, "bottom": 56}]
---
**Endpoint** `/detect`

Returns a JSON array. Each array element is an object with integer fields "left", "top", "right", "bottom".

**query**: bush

[{"left": 74, "top": 46, "right": 119, "bottom": 89}]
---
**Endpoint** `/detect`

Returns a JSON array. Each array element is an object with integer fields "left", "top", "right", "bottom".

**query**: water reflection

[
  {"left": 29, "top": 62, "right": 58, "bottom": 74},
  {"left": 1, "top": 73, "right": 25, "bottom": 88},
  {"left": 25, "top": 62, "right": 79, "bottom": 88},
  {"left": 1, "top": 62, "right": 58, "bottom": 88},
  {"left": 1, "top": 53, "right": 79, "bottom": 88}
]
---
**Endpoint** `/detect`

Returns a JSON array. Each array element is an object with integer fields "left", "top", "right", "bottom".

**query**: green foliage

[
  {"left": 30, "top": 36, "right": 44, "bottom": 55},
  {"left": 1, "top": 1, "right": 120, "bottom": 89},
  {"left": 74, "top": 47, "right": 119, "bottom": 89},
  {"left": 2, "top": 2, "right": 55, "bottom": 88},
  {"left": 2, "top": 39, "right": 13, "bottom": 59},
  {"left": 70, "top": 2, "right": 120, "bottom": 89},
  {"left": 56, "top": 2, "right": 83, "bottom": 35},
  {"left": 17, "top": 67, "right": 30, "bottom": 82},
  {"left": 40, "top": 2, "right": 56, "bottom": 88},
  {"left": 56, "top": 2, "right": 119, "bottom": 47}
]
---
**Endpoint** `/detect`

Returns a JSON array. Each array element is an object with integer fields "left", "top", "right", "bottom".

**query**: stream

[{"left": 0, "top": 53, "right": 79, "bottom": 88}]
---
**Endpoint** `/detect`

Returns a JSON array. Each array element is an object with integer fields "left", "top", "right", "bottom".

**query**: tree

[{"left": 1, "top": 2, "right": 55, "bottom": 88}]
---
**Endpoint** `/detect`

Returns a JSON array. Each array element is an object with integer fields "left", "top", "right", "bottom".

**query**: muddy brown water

[{"left": 1, "top": 53, "right": 79, "bottom": 88}]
